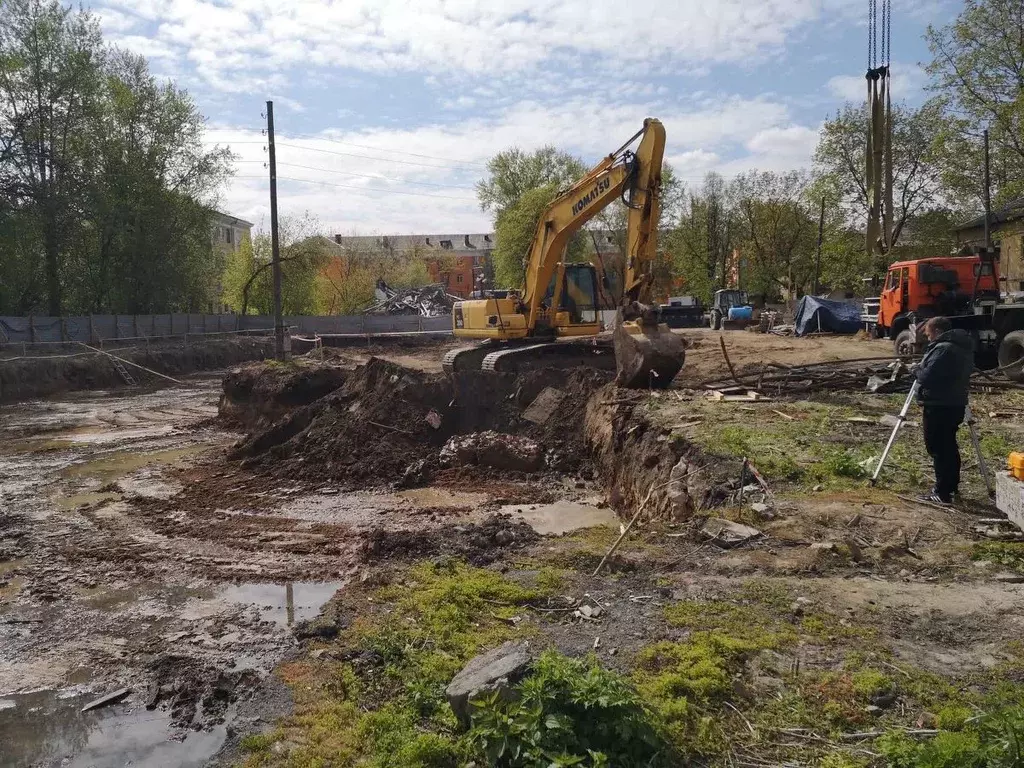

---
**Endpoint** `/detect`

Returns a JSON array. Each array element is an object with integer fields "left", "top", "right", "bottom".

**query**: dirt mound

[
  {"left": 230, "top": 357, "right": 612, "bottom": 488},
  {"left": 145, "top": 654, "right": 260, "bottom": 730},
  {"left": 219, "top": 359, "right": 349, "bottom": 429},
  {"left": 359, "top": 514, "right": 540, "bottom": 566}
]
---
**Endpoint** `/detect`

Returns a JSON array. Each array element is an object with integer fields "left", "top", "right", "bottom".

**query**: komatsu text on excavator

[{"left": 443, "top": 118, "right": 686, "bottom": 388}]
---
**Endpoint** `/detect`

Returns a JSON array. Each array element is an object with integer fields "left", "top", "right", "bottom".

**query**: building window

[
  {"left": 440, "top": 239, "right": 453, "bottom": 249},
  {"left": 456, "top": 274, "right": 464, "bottom": 283},
  {"left": 226, "top": 227, "right": 233, "bottom": 244}
]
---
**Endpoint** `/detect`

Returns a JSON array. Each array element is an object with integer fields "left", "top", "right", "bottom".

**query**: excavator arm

[{"left": 520, "top": 118, "right": 666, "bottom": 328}]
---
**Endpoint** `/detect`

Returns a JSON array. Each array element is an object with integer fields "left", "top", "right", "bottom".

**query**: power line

[
  {"left": 233, "top": 174, "right": 476, "bottom": 202},
  {"left": 277, "top": 141, "right": 477, "bottom": 171},
  {"left": 234, "top": 159, "right": 476, "bottom": 190},
  {"left": 284, "top": 132, "right": 487, "bottom": 168}
]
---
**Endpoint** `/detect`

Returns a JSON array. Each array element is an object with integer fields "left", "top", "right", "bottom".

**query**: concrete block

[
  {"left": 995, "top": 471, "right": 1024, "bottom": 531},
  {"left": 445, "top": 640, "right": 532, "bottom": 729}
]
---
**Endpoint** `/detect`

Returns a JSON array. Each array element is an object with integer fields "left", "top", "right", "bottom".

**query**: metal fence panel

[{"left": 1, "top": 311, "right": 452, "bottom": 346}]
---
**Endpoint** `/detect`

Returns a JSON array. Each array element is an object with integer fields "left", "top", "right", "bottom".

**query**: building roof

[
  {"left": 332, "top": 229, "right": 624, "bottom": 255},
  {"left": 333, "top": 233, "right": 495, "bottom": 252},
  {"left": 212, "top": 210, "right": 255, "bottom": 228},
  {"left": 954, "top": 197, "right": 1024, "bottom": 231}
]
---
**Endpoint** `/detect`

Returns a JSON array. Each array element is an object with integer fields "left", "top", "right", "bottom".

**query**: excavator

[{"left": 443, "top": 118, "right": 686, "bottom": 388}]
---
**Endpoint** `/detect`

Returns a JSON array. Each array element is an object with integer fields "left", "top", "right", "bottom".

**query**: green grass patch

[
  {"left": 876, "top": 706, "right": 1024, "bottom": 767},
  {"left": 471, "top": 650, "right": 673, "bottom": 767},
  {"left": 972, "top": 542, "right": 1024, "bottom": 572}
]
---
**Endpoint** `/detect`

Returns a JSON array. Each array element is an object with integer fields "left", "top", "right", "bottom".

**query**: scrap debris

[{"left": 363, "top": 281, "right": 460, "bottom": 316}]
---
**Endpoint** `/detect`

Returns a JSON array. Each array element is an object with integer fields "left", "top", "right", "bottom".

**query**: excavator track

[
  {"left": 442, "top": 342, "right": 496, "bottom": 374},
  {"left": 480, "top": 339, "right": 617, "bottom": 374}
]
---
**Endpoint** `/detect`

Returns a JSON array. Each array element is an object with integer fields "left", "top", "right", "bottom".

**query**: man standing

[{"left": 915, "top": 316, "right": 975, "bottom": 503}]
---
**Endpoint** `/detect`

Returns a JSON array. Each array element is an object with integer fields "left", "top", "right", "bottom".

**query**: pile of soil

[
  {"left": 359, "top": 513, "right": 540, "bottom": 566},
  {"left": 145, "top": 654, "right": 260, "bottom": 730},
  {"left": 228, "top": 357, "right": 611, "bottom": 489},
  {"left": 219, "top": 359, "right": 350, "bottom": 429}
]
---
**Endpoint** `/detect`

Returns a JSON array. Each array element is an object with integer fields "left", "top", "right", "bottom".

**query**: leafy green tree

[
  {"left": 664, "top": 172, "right": 733, "bottom": 303},
  {"left": 0, "top": 1, "right": 232, "bottom": 315},
  {"left": 476, "top": 146, "right": 586, "bottom": 215},
  {"left": 223, "top": 216, "right": 330, "bottom": 316},
  {"left": 491, "top": 184, "right": 588, "bottom": 290},
  {"left": 926, "top": 0, "right": 1024, "bottom": 207},
  {"left": 0, "top": 0, "right": 105, "bottom": 314},
  {"left": 813, "top": 102, "right": 946, "bottom": 251},
  {"left": 730, "top": 170, "right": 817, "bottom": 299}
]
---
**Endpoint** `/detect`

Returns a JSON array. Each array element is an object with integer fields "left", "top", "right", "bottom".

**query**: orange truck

[{"left": 870, "top": 252, "right": 1024, "bottom": 381}]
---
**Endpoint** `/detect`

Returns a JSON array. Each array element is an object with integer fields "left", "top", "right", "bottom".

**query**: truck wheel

[
  {"left": 998, "top": 330, "right": 1024, "bottom": 382},
  {"left": 709, "top": 311, "right": 721, "bottom": 330},
  {"left": 894, "top": 329, "right": 918, "bottom": 359}
]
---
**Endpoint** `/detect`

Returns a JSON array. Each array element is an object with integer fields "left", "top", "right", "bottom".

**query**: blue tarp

[{"left": 793, "top": 296, "right": 862, "bottom": 336}]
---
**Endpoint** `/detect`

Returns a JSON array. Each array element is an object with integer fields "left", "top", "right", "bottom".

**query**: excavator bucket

[{"left": 612, "top": 311, "right": 685, "bottom": 389}]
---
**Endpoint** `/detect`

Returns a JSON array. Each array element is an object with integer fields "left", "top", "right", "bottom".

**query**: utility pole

[
  {"left": 266, "top": 100, "right": 286, "bottom": 361},
  {"left": 983, "top": 128, "right": 992, "bottom": 253},
  {"left": 813, "top": 195, "right": 825, "bottom": 296}
]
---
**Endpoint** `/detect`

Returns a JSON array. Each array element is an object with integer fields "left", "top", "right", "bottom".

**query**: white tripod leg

[{"left": 870, "top": 379, "right": 920, "bottom": 486}]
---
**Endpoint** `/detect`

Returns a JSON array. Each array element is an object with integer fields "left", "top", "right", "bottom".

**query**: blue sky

[{"left": 90, "top": 0, "right": 956, "bottom": 235}]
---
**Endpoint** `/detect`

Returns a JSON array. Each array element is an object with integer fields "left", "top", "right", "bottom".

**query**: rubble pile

[
  {"left": 225, "top": 357, "right": 612, "bottom": 489},
  {"left": 363, "top": 282, "right": 460, "bottom": 316}
]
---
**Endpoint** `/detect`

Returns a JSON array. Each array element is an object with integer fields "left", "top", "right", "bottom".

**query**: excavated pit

[{"left": 220, "top": 356, "right": 736, "bottom": 522}]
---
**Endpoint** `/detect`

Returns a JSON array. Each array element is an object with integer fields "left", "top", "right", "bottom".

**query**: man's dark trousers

[{"left": 922, "top": 405, "right": 965, "bottom": 500}]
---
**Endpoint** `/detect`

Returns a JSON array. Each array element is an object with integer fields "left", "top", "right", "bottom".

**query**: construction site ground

[{"left": 1, "top": 329, "right": 1023, "bottom": 768}]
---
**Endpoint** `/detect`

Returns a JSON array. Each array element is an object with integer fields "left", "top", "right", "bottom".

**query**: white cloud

[
  {"left": 94, "top": 7, "right": 141, "bottom": 34},
  {"left": 212, "top": 94, "right": 817, "bottom": 233},
  {"left": 97, "top": 0, "right": 862, "bottom": 93}
]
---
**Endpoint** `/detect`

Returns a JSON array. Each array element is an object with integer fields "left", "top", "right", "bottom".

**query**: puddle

[
  {"left": 0, "top": 576, "right": 25, "bottom": 602},
  {"left": 0, "top": 689, "right": 225, "bottom": 768},
  {"left": 61, "top": 446, "right": 209, "bottom": 484},
  {"left": 500, "top": 500, "right": 620, "bottom": 535},
  {"left": 55, "top": 490, "right": 120, "bottom": 510},
  {"left": 216, "top": 581, "right": 342, "bottom": 627},
  {"left": 396, "top": 487, "right": 489, "bottom": 507},
  {"left": 0, "top": 559, "right": 27, "bottom": 576}
]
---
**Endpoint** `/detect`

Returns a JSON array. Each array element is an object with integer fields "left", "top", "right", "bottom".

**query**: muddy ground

[
  {"left": 0, "top": 337, "right": 276, "bottom": 404},
  {"left": 2, "top": 329, "right": 1023, "bottom": 768}
]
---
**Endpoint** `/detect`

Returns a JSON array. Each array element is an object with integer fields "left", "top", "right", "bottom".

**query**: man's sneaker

[{"left": 917, "top": 492, "right": 952, "bottom": 505}]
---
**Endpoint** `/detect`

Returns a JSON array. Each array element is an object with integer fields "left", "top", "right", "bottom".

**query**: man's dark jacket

[{"left": 915, "top": 328, "right": 975, "bottom": 407}]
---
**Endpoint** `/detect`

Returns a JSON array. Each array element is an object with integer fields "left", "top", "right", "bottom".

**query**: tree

[
  {"left": 223, "top": 215, "right": 330, "bottom": 315},
  {"left": 664, "top": 172, "right": 733, "bottom": 303},
  {"left": 813, "top": 102, "right": 946, "bottom": 252},
  {"left": 730, "top": 171, "right": 817, "bottom": 299},
  {"left": 0, "top": 0, "right": 105, "bottom": 314},
  {"left": 313, "top": 241, "right": 433, "bottom": 315},
  {"left": 925, "top": 0, "right": 1024, "bottom": 207},
  {"left": 476, "top": 146, "right": 587, "bottom": 215}
]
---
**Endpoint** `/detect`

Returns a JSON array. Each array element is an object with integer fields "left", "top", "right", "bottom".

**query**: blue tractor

[{"left": 707, "top": 289, "right": 754, "bottom": 331}]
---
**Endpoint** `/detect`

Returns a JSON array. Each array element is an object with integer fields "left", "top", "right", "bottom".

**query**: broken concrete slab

[
  {"left": 446, "top": 640, "right": 532, "bottom": 729},
  {"left": 700, "top": 518, "right": 762, "bottom": 548},
  {"left": 81, "top": 687, "right": 130, "bottom": 713},
  {"left": 440, "top": 431, "right": 544, "bottom": 473},
  {"left": 522, "top": 387, "right": 565, "bottom": 425}
]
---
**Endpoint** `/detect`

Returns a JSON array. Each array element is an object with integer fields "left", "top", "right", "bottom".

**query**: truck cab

[{"left": 876, "top": 255, "right": 999, "bottom": 355}]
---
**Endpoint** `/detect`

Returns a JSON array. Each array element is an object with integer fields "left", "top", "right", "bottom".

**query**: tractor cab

[{"left": 709, "top": 289, "right": 753, "bottom": 330}]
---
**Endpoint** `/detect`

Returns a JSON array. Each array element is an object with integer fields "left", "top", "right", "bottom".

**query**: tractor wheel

[
  {"left": 894, "top": 329, "right": 919, "bottom": 359},
  {"left": 709, "top": 311, "right": 721, "bottom": 330},
  {"left": 998, "top": 330, "right": 1024, "bottom": 382}
]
